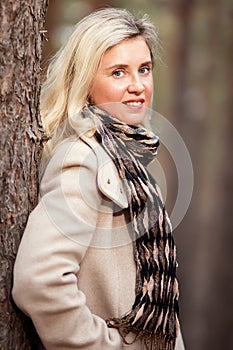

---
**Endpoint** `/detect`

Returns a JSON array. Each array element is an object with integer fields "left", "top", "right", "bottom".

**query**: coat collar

[{"left": 81, "top": 136, "right": 128, "bottom": 209}]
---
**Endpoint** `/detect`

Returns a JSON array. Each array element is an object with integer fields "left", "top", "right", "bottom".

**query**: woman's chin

[{"left": 96, "top": 102, "right": 149, "bottom": 126}]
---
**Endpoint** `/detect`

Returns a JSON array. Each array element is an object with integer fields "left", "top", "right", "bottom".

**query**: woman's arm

[{"left": 12, "top": 140, "right": 122, "bottom": 350}]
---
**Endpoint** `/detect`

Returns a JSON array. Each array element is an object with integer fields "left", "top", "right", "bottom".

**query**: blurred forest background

[{"left": 42, "top": 1, "right": 233, "bottom": 349}]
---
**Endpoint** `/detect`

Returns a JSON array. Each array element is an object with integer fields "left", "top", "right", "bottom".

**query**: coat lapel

[{"left": 81, "top": 136, "right": 128, "bottom": 209}]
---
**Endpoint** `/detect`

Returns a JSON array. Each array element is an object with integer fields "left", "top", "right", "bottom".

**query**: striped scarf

[{"left": 82, "top": 105, "right": 179, "bottom": 350}]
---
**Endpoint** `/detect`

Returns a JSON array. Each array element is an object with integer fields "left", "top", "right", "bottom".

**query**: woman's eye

[
  {"left": 113, "top": 70, "right": 124, "bottom": 77},
  {"left": 139, "top": 67, "right": 151, "bottom": 74}
]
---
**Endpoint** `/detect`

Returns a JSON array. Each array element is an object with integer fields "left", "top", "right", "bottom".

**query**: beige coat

[{"left": 12, "top": 136, "right": 185, "bottom": 350}]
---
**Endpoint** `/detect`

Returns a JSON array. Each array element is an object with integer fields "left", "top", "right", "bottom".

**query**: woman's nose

[{"left": 127, "top": 76, "right": 144, "bottom": 94}]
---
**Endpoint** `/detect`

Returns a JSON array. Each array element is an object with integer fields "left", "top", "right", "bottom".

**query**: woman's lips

[{"left": 122, "top": 99, "right": 145, "bottom": 108}]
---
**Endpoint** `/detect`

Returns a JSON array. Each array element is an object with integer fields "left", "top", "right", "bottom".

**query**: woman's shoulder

[
  {"left": 41, "top": 136, "right": 100, "bottom": 177},
  {"left": 42, "top": 136, "right": 128, "bottom": 209},
  {"left": 50, "top": 137, "right": 97, "bottom": 166}
]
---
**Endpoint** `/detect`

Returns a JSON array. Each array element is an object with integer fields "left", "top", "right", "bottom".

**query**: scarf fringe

[
  {"left": 107, "top": 319, "right": 176, "bottom": 350},
  {"left": 143, "top": 333, "right": 176, "bottom": 350}
]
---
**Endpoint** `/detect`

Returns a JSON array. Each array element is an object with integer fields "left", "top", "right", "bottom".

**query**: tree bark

[{"left": 0, "top": 0, "right": 48, "bottom": 349}]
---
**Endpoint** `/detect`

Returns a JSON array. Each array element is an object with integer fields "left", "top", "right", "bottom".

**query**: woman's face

[{"left": 90, "top": 36, "right": 154, "bottom": 126}]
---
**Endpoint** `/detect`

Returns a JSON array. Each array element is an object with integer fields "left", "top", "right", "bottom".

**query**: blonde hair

[{"left": 40, "top": 7, "right": 159, "bottom": 141}]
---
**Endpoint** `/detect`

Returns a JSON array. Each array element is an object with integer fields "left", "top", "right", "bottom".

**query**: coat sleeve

[{"left": 12, "top": 140, "right": 122, "bottom": 350}]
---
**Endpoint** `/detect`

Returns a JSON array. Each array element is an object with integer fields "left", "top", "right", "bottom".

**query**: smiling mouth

[{"left": 123, "top": 100, "right": 144, "bottom": 107}]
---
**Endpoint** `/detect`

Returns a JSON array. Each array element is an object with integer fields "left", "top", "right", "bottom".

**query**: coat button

[{"left": 107, "top": 178, "right": 111, "bottom": 184}]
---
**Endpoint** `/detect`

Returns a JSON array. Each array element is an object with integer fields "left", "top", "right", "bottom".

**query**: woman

[{"left": 12, "top": 8, "right": 185, "bottom": 350}]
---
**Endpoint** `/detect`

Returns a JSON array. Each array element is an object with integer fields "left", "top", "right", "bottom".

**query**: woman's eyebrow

[
  {"left": 140, "top": 61, "right": 153, "bottom": 68},
  {"left": 104, "top": 64, "right": 128, "bottom": 72},
  {"left": 104, "top": 61, "right": 153, "bottom": 72}
]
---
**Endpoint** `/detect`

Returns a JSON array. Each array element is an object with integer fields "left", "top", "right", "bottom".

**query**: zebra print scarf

[{"left": 82, "top": 105, "right": 179, "bottom": 350}]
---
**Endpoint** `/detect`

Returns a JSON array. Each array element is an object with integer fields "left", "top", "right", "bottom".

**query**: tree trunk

[{"left": 0, "top": 0, "right": 48, "bottom": 349}]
